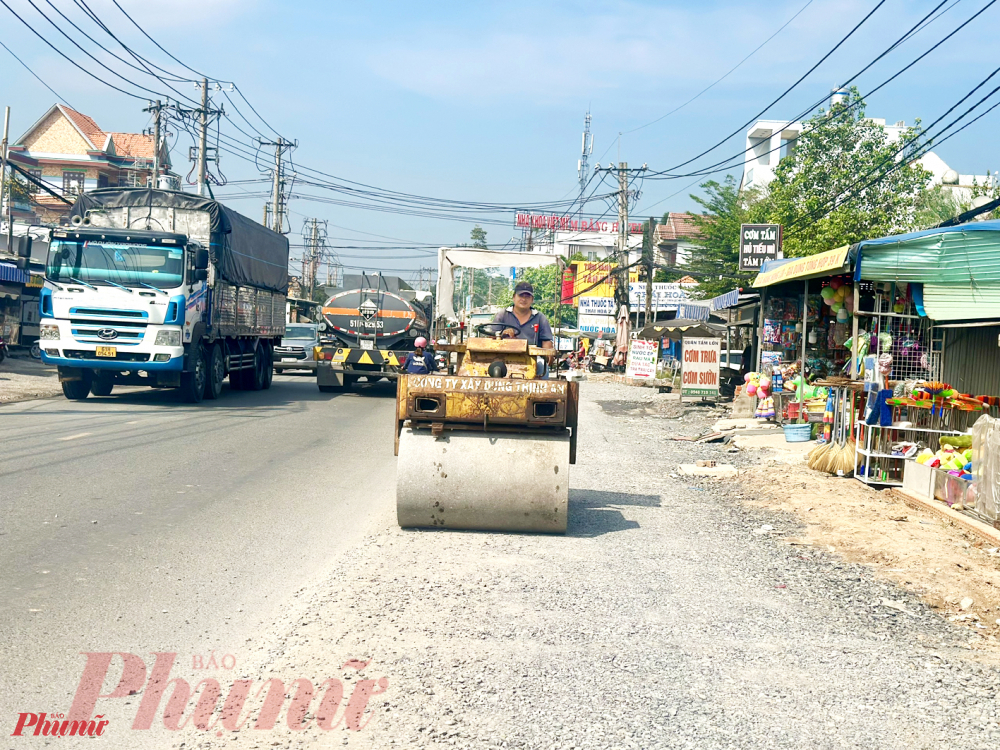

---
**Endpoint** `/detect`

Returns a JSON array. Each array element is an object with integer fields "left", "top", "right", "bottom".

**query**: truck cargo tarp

[
  {"left": 70, "top": 189, "right": 289, "bottom": 294},
  {"left": 436, "top": 247, "right": 564, "bottom": 324}
]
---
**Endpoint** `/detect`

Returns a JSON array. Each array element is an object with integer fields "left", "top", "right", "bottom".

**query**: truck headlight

[
  {"left": 40, "top": 323, "right": 60, "bottom": 340},
  {"left": 154, "top": 329, "right": 181, "bottom": 347}
]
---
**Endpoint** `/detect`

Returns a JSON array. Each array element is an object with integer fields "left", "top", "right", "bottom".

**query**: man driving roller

[{"left": 490, "top": 281, "right": 554, "bottom": 348}]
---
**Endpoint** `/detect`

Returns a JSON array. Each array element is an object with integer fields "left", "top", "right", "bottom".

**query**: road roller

[{"left": 394, "top": 335, "right": 579, "bottom": 533}]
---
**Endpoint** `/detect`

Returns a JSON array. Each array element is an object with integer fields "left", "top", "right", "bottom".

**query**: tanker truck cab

[{"left": 40, "top": 228, "right": 208, "bottom": 397}]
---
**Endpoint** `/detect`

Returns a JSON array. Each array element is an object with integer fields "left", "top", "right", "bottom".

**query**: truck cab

[{"left": 39, "top": 227, "right": 207, "bottom": 399}]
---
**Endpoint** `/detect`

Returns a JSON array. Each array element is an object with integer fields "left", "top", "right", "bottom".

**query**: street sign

[
  {"left": 625, "top": 339, "right": 658, "bottom": 379},
  {"left": 681, "top": 337, "right": 720, "bottom": 398},
  {"left": 628, "top": 282, "right": 693, "bottom": 311},
  {"left": 739, "top": 224, "right": 782, "bottom": 272}
]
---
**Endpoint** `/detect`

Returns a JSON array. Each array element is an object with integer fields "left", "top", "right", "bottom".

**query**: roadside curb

[{"left": 891, "top": 488, "right": 1000, "bottom": 547}]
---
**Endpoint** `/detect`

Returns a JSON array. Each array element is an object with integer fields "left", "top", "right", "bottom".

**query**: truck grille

[
  {"left": 69, "top": 307, "right": 149, "bottom": 320},
  {"left": 62, "top": 349, "right": 151, "bottom": 362},
  {"left": 71, "top": 324, "right": 146, "bottom": 346}
]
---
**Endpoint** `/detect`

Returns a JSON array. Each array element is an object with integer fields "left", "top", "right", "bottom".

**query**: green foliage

[
  {"left": 470, "top": 225, "right": 488, "bottom": 249},
  {"left": 684, "top": 89, "right": 934, "bottom": 293},
  {"left": 765, "top": 89, "right": 931, "bottom": 256},
  {"left": 914, "top": 186, "right": 966, "bottom": 228}
]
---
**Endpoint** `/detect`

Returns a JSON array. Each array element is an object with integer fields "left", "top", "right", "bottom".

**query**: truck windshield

[
  {"left": 284, "top": 325, "right": 316, "bottom": 339},
  {"left": 47, "top": 239, "right": 184, "bottom": 288}
]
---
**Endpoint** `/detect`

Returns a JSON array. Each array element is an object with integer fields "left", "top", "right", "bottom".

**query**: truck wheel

[
  {"left": 62, "top": 375, "right": 92, "bottom": 400},
  {"left": 250, "top": 345, "right": 266, "bottom": 391},
  {"left": 261, "top": 344, "right": 273, "bottom": 390},
  {"left": 181, "top": 346, "right": 206, "bottom": 403},
  {"left": 205, "top": 344, "right": 224, "bottom": 400},
  {"left": 90, "top": 375, "right": 114, "bottom": 397}
]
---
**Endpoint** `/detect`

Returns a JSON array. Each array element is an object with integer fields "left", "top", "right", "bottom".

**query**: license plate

[
  {"left": 360, "top": 340, "right": 374, "bottom": 350},
  {"left": 281, "top": 357, "right": 297, "bottom": 362},
  {"left": 95, "top": 346, "right": 117, "bottom": 358}
]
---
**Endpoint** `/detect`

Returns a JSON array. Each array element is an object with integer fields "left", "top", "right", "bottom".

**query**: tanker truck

[
  {"left": 314, "top": 273, "right": 432, "bottom": 392},
  {"left": 39, "top": 188, "right": 288, "bottom": 403}
]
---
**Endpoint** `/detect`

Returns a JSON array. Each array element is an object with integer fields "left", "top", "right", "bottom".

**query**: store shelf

[
  {"left": 857, "top": 424, "right": 964, "bottom": 435},
  {"left": 857, "top": 479, "right": 904, "bottom": 487},
  {"left": 856, "top": 448, "right": 914, "bottom": 459}
]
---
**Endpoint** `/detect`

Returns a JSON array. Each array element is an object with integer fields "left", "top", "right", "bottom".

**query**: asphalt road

[{"left": 0, "top": 373, "right": 397, "bottom": 745}]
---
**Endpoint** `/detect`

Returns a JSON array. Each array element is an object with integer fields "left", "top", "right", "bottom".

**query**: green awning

[
  {"left": 922, "top": 283, "right": 1000, "bottom": 321},
  {"left": 857, "top": 224, "right": 1000, "bottom": 285}
]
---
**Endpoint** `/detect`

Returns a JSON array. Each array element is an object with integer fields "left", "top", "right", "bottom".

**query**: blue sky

[{"left": 3, "top": 0, "right": 999, "bottom": 276}]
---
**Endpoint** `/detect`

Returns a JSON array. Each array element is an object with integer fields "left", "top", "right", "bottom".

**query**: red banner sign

[{"left": 516, "top": 213, "right": 642, "bottom": 234}]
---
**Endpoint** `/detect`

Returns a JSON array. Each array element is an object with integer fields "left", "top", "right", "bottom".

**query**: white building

[{"left": 741, "top": 92, "right": 992, "bottom": 201}]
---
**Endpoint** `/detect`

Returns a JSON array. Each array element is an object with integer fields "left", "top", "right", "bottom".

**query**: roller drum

[{"left": 396, "top": 428, "right": 569, "bottom": 533}]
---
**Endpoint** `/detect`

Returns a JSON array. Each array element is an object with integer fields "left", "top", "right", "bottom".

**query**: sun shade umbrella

[{"left": 614, "top": 305, "right": 631, "bottom": 366}]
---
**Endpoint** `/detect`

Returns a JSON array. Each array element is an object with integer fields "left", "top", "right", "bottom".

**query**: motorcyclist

[{"left": 402, "top": 337, "right": 437, "bottom": 374}]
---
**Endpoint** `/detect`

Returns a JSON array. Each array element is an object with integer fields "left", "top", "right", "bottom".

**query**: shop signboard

[
  {"left": 739, "top": 224, "right": 782, "bottom": 272},
  {"left": 626, "top": 339, "right": 658, "bottom": 379},
  {"left": 628, "top": 282, "right": 693, "bottom": 311},
  {"left": 562, "top": 260, "right": 639, "bottom": 302},
  {"left": 752, "top": 245, "right": 850, "bottom": 287},
  {"left": 681, "top": 337, "right": 721, "bottom": 398},
  {"left": 578, "top": 313, "right": 616, "bottom": 335},
  {"left": 578, "top": 296, "right": 616, "bottom": 316}
]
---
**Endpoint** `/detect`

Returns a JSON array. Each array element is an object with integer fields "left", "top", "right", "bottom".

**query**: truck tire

[
  {"left": 205, "top": 344, "right": 224, "bottom": 400},
  {"left": 261, "top": 344, "right": 273, "bottom": 390},
  {"left": 250, "top": 345, "right": 266, "bottom": 391},
  {"left": 90, "top": 375, "right": 114, "bottom": 397},
  {"left": 62, "top": 375, "right": 92, "bottom": 401},
  {"left": 181, "top": 346, "right": 206, "bottom": 403}
]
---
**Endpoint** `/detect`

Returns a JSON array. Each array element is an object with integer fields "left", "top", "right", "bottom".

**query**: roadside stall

[
  {"left": 636, "top": 319, "right": 724, "bottom": 399},
  {"left": 847, "top": 221, "right": 1000, "bottom": 527},
  {"left": 751, "top": 246, "right": 855, "bottom": 429}
]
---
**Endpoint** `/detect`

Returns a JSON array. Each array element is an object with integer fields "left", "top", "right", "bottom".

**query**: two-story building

[{"left": 6, "top": 103, "right": 169, "bottom": 224}]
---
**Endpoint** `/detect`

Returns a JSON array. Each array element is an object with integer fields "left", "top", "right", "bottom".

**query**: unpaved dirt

[
  {"left": 735, "top": 458, "right": 1000, "bottom": 657},
  {"left": 0, "top": 356, "right": 61, "bottom": 404}
]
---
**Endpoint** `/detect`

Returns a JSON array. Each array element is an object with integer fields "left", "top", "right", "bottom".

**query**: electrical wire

[{"left": 0, "top": 37, "right": 75, "bottom": 108}]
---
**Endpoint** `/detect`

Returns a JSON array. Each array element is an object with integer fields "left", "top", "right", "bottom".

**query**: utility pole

[
  {"left": 258, "top": 138, "right": 296, "bottom": 234},
  {"left": 197, "top": 80, "right": 209, "bottom": 196},
  {"left": 645, "top": 216, "right": 656, "bottom": 325},
  {"left": 143, "top": 100, "right": 165, "bottom": 186},
  {"left": 1, "top": 106, "right": 9, "bottom": 253},
  {"left": 615, "top": 161, "right": 629, "bottom": 319},
  {"left": 309, "top": 218, "right": 319, "bottom": 300}
]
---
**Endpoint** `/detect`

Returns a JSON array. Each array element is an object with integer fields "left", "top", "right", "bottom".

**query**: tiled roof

[
  {"left": 110, "top": 132, "right": 157, "bottom": 159},
  {"left": 60, "top": 105, "right": 105, "bottom": 149},
  {"left": 655, "top": 212, "right": 702, "bottom": 242}
]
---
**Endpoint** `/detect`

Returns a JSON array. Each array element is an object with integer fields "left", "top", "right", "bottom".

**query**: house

[
  {"left": 654, "top": 213, "right": 701, "bottom": 268},
  {"left": 740, "top": 91, "right": 991, "bottom": 199},
  {"left": 6, "top": 104, "right": 170, "bottom": 223}
]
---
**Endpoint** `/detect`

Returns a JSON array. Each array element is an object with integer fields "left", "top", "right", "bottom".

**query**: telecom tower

[{"left": 577, "top": 111, "right": 593, "bottom": 211}]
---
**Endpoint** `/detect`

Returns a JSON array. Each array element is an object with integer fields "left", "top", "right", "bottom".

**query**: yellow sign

[
  {"left": 564, "top": 260, "right": 639, "bottom": 302},
  {"left": 26, "top": 274, "right": 44, "bottom": 289},
  {"left": 752, "top": 245, "right": 851, "bottom": 288}
]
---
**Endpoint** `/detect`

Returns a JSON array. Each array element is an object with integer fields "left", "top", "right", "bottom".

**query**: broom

[
  {"left": 835, "top": 390, "right": 859, "bottom": 475},
  {"left": 808, "top": 389, "right": 836, "bottom": 470},
  {"left": 816, "top": 388, "right": 842, "bottom": 474}
]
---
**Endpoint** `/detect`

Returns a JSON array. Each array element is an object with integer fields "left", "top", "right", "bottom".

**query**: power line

[{"left": 0, "top": 37, "right": 74, "bottom": 108}]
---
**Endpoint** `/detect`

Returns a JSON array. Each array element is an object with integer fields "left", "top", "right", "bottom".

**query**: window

[
  {"left": 62, "top": 171, "right": 85, "bottom": 196},
  {"left": 97, "top": 173, "right": 110, "bottom": 189},
  {"left": 27, "top": 169, "right": 42, "bottom": 195},
  {"left": 780, "top": 138, "right": 796, "bottom": 161}
]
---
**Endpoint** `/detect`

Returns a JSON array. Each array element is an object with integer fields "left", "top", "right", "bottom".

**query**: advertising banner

[
  {"left": 578, "top": 296, "right": 616, "bottom": 316},
  {"left": 626, "top": 339, "right": 658, "bottom": 379},
  {"left": 739, "top": 224, "right": 782, "bottom": 272},
  {"left": 681, "top": 337, "right": 721, "bottom": 398},
  {"left": 628, "top": 282, "right": 693, "bottom": 311},
  {"left": 563, "top": 261, "right": 639, "bottom": 303},
  {"left": 577, "top": 313, "right": 616, "bottom": 335}
]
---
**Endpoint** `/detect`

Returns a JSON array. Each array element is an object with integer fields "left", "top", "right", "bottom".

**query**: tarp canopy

[
  {"left": 854, "top": 220, "right": 1000, "bottom": 321},
  {"left": 436, "top": 247, "right": 564, "bottom": 324},
  {"left": 71, "top": 188, "right": 289, "bottom": 294},
  {"left": 636, "top": 319, "right": 724, "bottom": 341},
  {"left": 752, "top": 245, "right": 852, "bottom": 288}
]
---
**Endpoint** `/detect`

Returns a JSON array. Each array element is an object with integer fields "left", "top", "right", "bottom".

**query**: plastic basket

[{"left": 783, "top": 423, "right": 812, "bottom": 443}]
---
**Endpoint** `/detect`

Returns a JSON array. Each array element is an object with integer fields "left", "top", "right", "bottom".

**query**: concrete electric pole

[
  {"left": 1, "top": 106, "right": 9, "bottom": 246},
  {"left": 258, "top": 138, "right": 296, "bottom": 234},
  {"left": 143, "top": 100, "right": 166, "bottom": 186},
  {"left": 578, "top": 111, "right": 593, "bottom": 214},
  {"left": 615, "top": 162, "right": 629, "bottom": 319},
  {"left": 197, "top": 79, "right": 209, "bottom": 196}
]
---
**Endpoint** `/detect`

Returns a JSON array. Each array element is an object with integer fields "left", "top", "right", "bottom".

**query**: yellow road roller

[{"left": 395, "top": 336, "right": 579, "bottom": 533}]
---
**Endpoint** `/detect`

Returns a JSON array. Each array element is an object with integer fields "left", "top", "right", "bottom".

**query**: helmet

[{"left": 414, "top": 336, "right": 428, "bottom": 348}]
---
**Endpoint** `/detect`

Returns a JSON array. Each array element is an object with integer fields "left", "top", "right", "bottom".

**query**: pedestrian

[
  {"left": 402, "top": 337, "right": 437, "bottom": 375},
  {"left": 491, "top": 281, "right": 554, "bottom": 348}
]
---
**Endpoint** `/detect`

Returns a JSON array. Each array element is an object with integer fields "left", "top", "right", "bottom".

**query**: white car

[{"left": 273, "top": 323, "right": 319, "bottom": 372}]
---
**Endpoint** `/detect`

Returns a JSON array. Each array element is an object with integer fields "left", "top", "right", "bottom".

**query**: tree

[
  {"left": 470, "top": 225, "right": 488, "bottom": 248},
  {"left": 765, "top": 89, "right": 931, "bottom": 256},
  {"left": 683, "top": 89, "right": 933, "bottom": 294}
]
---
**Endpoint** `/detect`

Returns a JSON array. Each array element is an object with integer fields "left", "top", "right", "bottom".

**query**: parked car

[{"left": 273, "top": 323, "right": 319, "bottom": 372}]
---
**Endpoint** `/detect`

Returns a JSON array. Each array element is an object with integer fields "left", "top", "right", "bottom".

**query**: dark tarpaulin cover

[{"left": 70, "top": 189, "right": 289, "bottom": 294}]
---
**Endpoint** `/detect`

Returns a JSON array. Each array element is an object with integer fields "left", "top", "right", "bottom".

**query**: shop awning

[
  {"left": 636, "top": 319, "right": 723, "bottom": 340},
  {"left": 0, "top": 261, "right": 30, "bottom": 285},
  {"left": 854, "top": 220, "right": 1000, "bottom": 321},
  {"left": 752, "top": 245, "right": 851, "bottom": 288}
]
